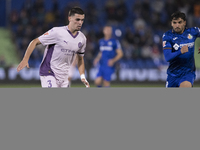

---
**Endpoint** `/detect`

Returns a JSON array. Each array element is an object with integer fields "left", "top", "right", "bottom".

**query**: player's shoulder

[
  {"left": 47, "top": 26, "right": 66, "bottom": 35},
  {"left": 162, "top": 30, "right": 173, "bottom": 40},
  {"left": 78, "top": 31, "right": 87, "bottom": 41},
  {"left": 185, "top": 27, "right": 200, "bottom": 33}
]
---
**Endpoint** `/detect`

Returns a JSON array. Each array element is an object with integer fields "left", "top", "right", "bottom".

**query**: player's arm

[
  {"left": 93, "top": 51, "right": 102, "bottom": 66},
  {"left": 77, "top": 54, "right": 90, "bottom": 87},
  {"left": 163, "top": 45, "right": 188, "bottom": 62},
  {"left": 17, "top": 38, "right": 41, "bottom": 72},
  {"left": 108, "top": 48, "right": 123, "bottom": 66}
]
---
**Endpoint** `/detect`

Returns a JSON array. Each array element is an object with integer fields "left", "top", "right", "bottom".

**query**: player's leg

[
  {"left": 94, "top": 76, "right": 103, "bottom": 87},
  {"left": 166, "top": 75, "right": 179, "bottom": 88},
  {"left": 178, "top": 72, "right": 195, "bottom": 88},
  {"left": 103, "top": 80, "right": 111, "bottom": 87},
  {"left": 102, "top": 68, "right": 114, "bottom": 87},
  {"left": 40, "top": 76, "right": 58, "bottom": 88},
  {"left": 179, "top": 81, "right": 192, "bottom": 87},
  {"left": 94, "top": 66, "right": 103, "bottom": 87}
]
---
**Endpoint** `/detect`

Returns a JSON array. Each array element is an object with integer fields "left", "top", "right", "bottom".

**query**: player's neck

[
  {"left": 67, "top": 25, "right": 78, "bottom": 36},
  {"left": 104, "top": 36, "right": 111, "bottom": 40}
]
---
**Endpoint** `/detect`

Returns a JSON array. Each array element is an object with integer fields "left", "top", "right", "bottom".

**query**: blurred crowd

[{"left": 9, "top": 0, "right": 200, "bottom": 70}]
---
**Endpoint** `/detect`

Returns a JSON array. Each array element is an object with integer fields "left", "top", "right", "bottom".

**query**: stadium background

[{"left": 0, "top": 0, "right": 200, "bottom": 87}]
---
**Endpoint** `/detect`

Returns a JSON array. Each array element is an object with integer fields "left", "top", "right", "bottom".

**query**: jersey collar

[{"left": 66, "top": 26, "right": 79, "bottom": 38}]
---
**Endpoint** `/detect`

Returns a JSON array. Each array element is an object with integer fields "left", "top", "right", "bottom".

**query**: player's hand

[
  {"left": 181, "top": 45, "right": 188, "bottom": 54},
  {"left": 80, "top": 74, "right": 90, "bottom": 88},
  {"left": 17, "top": 59, "right": 30, "bottom": 72},
  {"left": 198, "top": 47, "right": 200, "bottom": 54},
  {"left": 81, "top": 78, "right": 90, "bottom": 88},
  {"left": 108, "top": 59, "right": 115, "bottom": 67}
]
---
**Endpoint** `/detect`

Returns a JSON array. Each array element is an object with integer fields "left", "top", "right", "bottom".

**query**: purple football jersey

[{"left": 38, "top": 26, "right": 86, "bottom": 81}]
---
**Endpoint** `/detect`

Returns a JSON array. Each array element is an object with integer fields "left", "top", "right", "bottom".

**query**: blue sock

[{"left": 97, "top": 85, "right": 102, "bottom": 87}]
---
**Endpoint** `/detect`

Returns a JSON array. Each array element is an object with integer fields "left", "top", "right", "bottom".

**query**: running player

[
  {"left": 93, "top": 25, "right": 123, "bottom": 87},
  {"left": 162, "top": 11, "right": 200, "bottom": 87},
  {"left": 17, "top": 7, "right": 90, "bottom": 88}
]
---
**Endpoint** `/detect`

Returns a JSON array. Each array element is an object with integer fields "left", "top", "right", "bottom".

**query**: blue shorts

[
  {"left": 166, "top": 72, "right": 196, "bottom": 87},
  {"left": 96, "top": 66, "right": 115, "bottom": 81}
]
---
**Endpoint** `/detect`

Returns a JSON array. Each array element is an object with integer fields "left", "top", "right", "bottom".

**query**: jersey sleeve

[
  {"left": 192, "top": 27, "right": 200, "bottom": 37},
  {"left": 162, "top": 33, "right": 172, "bottom": 50},
  {"left": 38, "top": 27, "right": 58, "bottom": 45},
  {"left": 162, "top": 33, "right": 182, "bottom": 62},
  {"left": 77, "top": 35, "right": 86, "bottom": 57},
  {"left": 116, "top": 40, "right": 122, "bottom": 50}
]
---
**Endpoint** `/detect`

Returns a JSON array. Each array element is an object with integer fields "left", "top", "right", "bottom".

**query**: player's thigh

[
  {"left": 102, "top": 68, "right": 114, "bottom": 82},
  {"left": 40, "top": 76, "right": 58, "bottom": 88},
  {"left": 179, "top": 81, "right": 192, "bottom": 87},
  {"left": 179, "top": 73, "right": 195, "bottom": 87},
  {"left": 166, "top": 75, "right": 179, "bottom": 87}
]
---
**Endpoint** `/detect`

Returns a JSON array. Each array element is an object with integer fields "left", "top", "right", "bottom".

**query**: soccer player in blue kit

[
  {"left": 93, "top": 25, "right": 123, "bottom": 87},
  {"left": 162, "top": 11, "right": 200, "bottom": 87}
]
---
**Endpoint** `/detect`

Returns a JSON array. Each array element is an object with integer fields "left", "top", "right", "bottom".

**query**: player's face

[
  {"left": 103, "top": 26, "right": 112, "bottom": 38},
  {"left": 171, "top": 18, "right": 186, "bottom": 34},
  {"left": 69, "top": 14, "right": 85, "bottom": 31}
]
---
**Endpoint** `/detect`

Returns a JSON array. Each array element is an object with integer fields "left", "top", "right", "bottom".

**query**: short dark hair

[
  {"left": 171, "top": 11, "right": 186, "bottom": 21},
  {"left": 68, "top": 6, "right": 84, "bottom": 17}
]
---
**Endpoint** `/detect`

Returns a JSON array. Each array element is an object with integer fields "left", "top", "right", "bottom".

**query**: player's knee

[
  {"left": 95, "top": 77, "right": 102, "bottom": 85},
  {"left": 179, "top": 81, "right": 192, "bottom": 87}
]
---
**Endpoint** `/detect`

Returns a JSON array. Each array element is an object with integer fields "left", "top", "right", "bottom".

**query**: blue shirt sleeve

[
  {"left": 162, "top": 32, "right": 182, "bottom": 62},
  {"left": 163, "top": 49, "right": 182, "bottom": 62},
  {"left": 192, "top": 27, "right": 200, "bottom": 37}
]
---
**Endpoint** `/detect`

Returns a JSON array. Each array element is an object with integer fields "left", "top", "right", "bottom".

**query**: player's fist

[
  {"left": 108, "top": 59, "right": 115, "bottom": 67},
  {"left": 181, "top": 45, "right": 188, "bottom": 54}
]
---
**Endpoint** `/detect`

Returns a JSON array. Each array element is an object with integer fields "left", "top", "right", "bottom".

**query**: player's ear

[
  {"left": 68, "top": 16, "right": 71, "bottom": 22},
  {"left": 184, "top": 20, "right": 186, "bottom": 26}
]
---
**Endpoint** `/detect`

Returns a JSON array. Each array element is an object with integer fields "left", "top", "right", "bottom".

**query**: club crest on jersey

[
  {"left": 163, "top": 41, "right": 166, "bottom": 47},
  {"left": 78, "top": 42, "right": 83, "bottom": 48},
  {"left": 108, "top": 41, "right": 112, "bottom": 46},
  {"left": 187, "top": 34, "right": 193, "bottom": 39}
]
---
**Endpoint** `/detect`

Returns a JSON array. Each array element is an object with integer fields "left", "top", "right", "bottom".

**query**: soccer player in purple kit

[
  {"left": 162, "top": 11, "right": 200, "bottom": 88},
  {"left": 17, "top": 7, "right": 90, "bottom": 88}
]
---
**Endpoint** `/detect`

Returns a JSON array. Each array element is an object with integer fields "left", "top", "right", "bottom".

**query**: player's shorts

[
  {"left": 40, "top": 76, "right": 69, "bottom": 88},
  {"left": 166, "top": 72, "right": 196, "bottom": 88},
  {"left": 96, "top": 66, "right": 115, "bottom": 81}
]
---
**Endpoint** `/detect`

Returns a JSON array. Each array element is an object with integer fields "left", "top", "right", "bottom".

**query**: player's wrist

[{"left": 80, "top": 74, "right": 86, "bottom": 80}]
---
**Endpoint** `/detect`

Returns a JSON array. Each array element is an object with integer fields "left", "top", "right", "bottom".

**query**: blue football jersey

[
  {"left": 98, "top": 38, "right": 122, "bottom": 68},
  {"left": 162, "top": 27, "right": 200, "bottom": 77}
]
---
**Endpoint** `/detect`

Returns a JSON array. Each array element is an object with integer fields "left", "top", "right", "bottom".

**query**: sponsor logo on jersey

[
  {"left": 173, "top": 37, "right": 178, "bottom": 40},
  {"left": 173, "top": 43, "right": 179, "bottom": 50},
  {"left": 61, "top": 49, "right": 76, "bottom": 55},
  {"left": 180, "top": 42, "right": 194, "bottom": 48},
  {"left": 187, "top": 34, "right": 193, "bottom": 39},
  {"left": 100, "top": 46, "right": 113, "bottom": 51},
  {"left": 64, "top": 40, "right": 68, "bottom": 44},
  {"left": 163, "top": 41, "right": 166, "bottom": 47}
]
